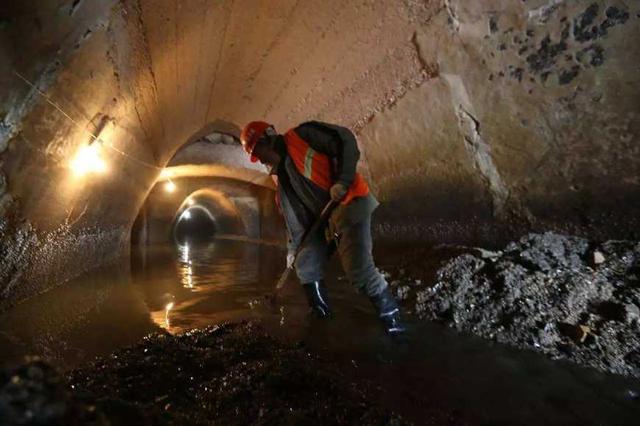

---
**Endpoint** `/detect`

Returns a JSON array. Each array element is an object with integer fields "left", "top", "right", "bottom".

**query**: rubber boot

[
  {"left": 302, "top": 280, "right": 331, "bottom": 318},
  {"left": 369, "top": 286, "right": 405, "bottom": 335}
]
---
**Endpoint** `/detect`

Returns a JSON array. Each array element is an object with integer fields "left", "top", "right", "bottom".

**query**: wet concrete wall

[{"left": 1, "top": 0, "right": 639, "bottom": 309}]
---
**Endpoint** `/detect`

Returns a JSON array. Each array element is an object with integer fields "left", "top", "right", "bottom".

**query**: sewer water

[{"left": 0, "top": 239, "right": 638, "bottom": 425}]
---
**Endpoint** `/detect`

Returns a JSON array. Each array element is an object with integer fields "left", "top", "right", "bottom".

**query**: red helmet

[{"left": 240, "top": 121, "right": 272, "bottom": 163}]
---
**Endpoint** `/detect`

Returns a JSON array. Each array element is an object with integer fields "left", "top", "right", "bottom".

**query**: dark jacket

[
  {"left": 293, "top": 121, "right": 360, "bottom": 188},
  {"left": 274, "top": 121, "right": 378, "bottom": 231}
]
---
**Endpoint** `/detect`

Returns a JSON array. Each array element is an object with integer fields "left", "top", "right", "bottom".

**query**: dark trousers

[{"left": 281, "top": 188, "right": 388, "bottom": 297}]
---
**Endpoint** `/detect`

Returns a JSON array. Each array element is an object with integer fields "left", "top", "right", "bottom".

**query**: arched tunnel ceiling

[
  {"left": 160, "top": 164, "right": 274, "bottom": 189},
  {"left": 1, "top": 0, "right": 444, "bottom": 235},
  {"left": 1, "top": 0, "right": 639, "bottom": 309},
  {"left": 172, "top": 188, "right": 248, "bottom": 240},
  {"left": 110, "top": 0, "right": 439, "bottom": 158},
  {"left": 136, "top": 176, "right": 270, "bottom": 242},
  {"left": 163, "top": 132, "right": 274, "bottom": 188},
  {"left": 167, "top": 133, "right": 253, "bottom": 167}
]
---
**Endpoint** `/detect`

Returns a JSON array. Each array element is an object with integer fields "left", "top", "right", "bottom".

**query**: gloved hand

[
  {"left": 329, "top": 183, "right": 348, "bottom": 202},
  {"left": 286, "top": 252, "right": 295, "bottom": 269}
]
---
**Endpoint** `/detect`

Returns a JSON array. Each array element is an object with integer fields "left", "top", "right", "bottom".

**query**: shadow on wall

[{"left": 371, "top": 176, "right": 640, "bottom": 248}]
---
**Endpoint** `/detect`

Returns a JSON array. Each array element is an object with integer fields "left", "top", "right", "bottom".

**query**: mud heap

[
  {"left": 410, "top": 233, "right": 640, "bottom": 377},
  {"left": 1, "top": 322, "right": 407, "bottom": 425}
]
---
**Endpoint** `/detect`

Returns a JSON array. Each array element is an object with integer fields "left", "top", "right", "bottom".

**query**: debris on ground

[
  {"left": 0, "top": 357, "right": 88, "bottom": 425},
  {"left": 396, "top": 232, "right": 640, "bottom": 377},
  {"left": 1, "top": 322, "right": 407, "bottom": 425}
]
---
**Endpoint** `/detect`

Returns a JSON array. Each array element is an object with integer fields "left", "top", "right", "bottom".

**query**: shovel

[{"left": 268, "top": 199, "right": 338, "bottom": 305}]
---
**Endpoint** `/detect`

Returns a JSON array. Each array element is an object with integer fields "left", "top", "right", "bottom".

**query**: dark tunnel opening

[
  {"left": 128, "top": 127, "right": 284, "bottom": 249},
  {"left": 172, "top": 206, "right": 217, "bottom": 245}
]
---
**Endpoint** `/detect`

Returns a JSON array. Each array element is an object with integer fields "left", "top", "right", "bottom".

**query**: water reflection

[
  {"left": 178, "top": 244, "right": 194, "bottom": 290},
  {"left": 164, "top": 302, "right": 174, "bottom": 328},
  {"left": 0, "top": 259, "right": 154, "bottom": 369},
  {"left": 0, "top": 239, "right": 286, "bottom": 367},
  {"left": 140, "top": 240, "right": 284, "bottom": 334}
]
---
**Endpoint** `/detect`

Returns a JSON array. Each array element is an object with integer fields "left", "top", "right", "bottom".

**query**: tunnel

[
  {"left": 130, "top": 130, "right": 281, "bottom": 247},
  {"left": 0, "top": 1, "right": 639, "bottom": 424}
]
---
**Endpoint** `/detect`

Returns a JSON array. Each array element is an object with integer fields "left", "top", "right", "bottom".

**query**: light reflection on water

[
  {"left": 178, "top": 245, "right": 193, "bottom": 290},
  {"left": 137, "top": 240, "right": 286, "bottom": 334},
  {"left": 0, "top": 240, "right": 288, "bottom": 367}
]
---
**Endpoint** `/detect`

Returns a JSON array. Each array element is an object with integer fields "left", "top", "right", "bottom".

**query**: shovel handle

[
  {"left": 274, "top": 267, "right": 293, "bottom": 292},
  {"left": 272, "top": 199, "right": 338, "bottom": 295},
  {"left": 292, "top": 199, "right": 338, "bottom": 257}
]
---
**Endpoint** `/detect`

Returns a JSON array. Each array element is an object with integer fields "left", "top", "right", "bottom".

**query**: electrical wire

[{"left": 13, "top": 70, "right": 163, "bottom": 171}]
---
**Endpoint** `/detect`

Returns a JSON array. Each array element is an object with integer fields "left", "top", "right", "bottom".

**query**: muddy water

[{"left": 1, "top": 240, "right": 638, "bottom": 425}]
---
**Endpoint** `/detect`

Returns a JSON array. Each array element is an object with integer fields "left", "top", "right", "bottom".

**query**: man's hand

[
  {"left": 286, "top": 253, "right": 295, "bottom": 269},
  {"left": 330, "top": 183, "right": 348, "bottom": 202}
]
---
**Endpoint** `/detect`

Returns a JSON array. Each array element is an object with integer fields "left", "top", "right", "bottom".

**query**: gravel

[{"left": 404, "top": 232, "right": 640, "bottom": 377}]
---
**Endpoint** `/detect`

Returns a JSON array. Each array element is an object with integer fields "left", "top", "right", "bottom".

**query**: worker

[{"left": 240, "top": 120, "right": 404, "bottom": 335}]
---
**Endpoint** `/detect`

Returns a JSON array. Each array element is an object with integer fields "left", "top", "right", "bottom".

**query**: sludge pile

[
  {"left": 413, "top": 233, "right": 640, "bottom": 377},
  {"left": 1, "top": 322, "right": 406, "bottom": 425}
]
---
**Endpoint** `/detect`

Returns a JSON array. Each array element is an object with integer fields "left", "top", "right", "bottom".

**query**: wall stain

[
  {"left": 574, "top": 3, "right": 601, "bottom": 42},
  {"left": 559, "top": 65, "right": 581, "bottom": 85},
  {"left": 577, "top": 44, "right": 605, "bottom": 67},
  {"left": 526, "top": 35, "right": 568, "bottom": 74},
  {"left": 487, "top": 2, "right": 631, "bottom": 87},
  {"left": 575, "top": 4, "right": 629, "bottom": 42}
]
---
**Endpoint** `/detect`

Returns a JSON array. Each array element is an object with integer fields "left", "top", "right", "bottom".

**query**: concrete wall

[
  {"left": 366, "top": 1, "right": 640, "bottom": 244},
  {"left": 1, "top": 0, "right": 639, "bottom": 309}
]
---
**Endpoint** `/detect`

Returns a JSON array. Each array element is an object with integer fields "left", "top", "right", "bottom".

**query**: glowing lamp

[
  {"left": 164, "top": 180, "right": 177, "bottom": 193},
  {"left": 70, "top": 143, "right": 106, "bottom": 176}
]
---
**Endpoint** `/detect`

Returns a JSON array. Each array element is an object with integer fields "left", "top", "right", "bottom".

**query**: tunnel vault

[
  {"left": 132, "top": 129, "right": 282, "bottom": 246},
  {"left": 1, "top": 0, "right": 639, "bottom": 311}
]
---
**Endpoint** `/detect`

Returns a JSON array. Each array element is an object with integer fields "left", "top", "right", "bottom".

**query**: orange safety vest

[{"left": 283, "top": 128, "right": 369, "bottom": 205}]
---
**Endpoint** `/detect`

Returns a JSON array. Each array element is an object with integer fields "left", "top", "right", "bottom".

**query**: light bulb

[
  {"left": 70, "top": 143, "right": 106, "bottom": 176},
  {"left": 164, "top": 180, "right": 176, "bottom": 193}
]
